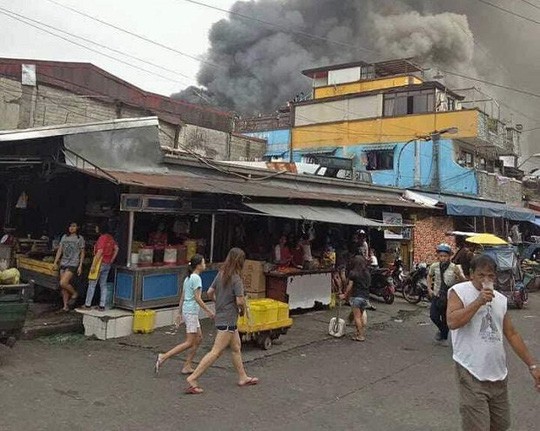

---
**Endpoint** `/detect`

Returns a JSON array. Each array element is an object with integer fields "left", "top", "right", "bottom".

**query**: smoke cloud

[
  {"left": 173, "top": 0, "right": 476, "bottom": 113},
  {"left": 172, "top": 0, "right": 538, "bottom": 155}
]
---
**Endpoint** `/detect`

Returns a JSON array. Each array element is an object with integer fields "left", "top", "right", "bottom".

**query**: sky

[
  {"left": 0, "top": 0, "right": 538, "bottom": 158},
  {"left": 0, "top": 0, "right": 238, "bottom": 96}
]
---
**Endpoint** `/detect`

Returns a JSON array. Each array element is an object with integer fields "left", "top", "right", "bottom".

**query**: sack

[{"left": 88, "top": 255, "right": 103, "bottom": 281}]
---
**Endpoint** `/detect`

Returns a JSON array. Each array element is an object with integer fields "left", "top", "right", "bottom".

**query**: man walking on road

[
  {"left": 428, "top": 243, "right": 465, "bottom": 344},
  {"left": 447, "top": 255, "right": 540, "bottom": 431}
]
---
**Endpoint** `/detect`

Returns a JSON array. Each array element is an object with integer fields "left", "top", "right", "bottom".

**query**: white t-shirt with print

[{"left": 449, "top": 281, "right": 508, "bottom": 382}]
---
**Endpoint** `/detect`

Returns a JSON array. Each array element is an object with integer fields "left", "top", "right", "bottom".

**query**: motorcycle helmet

[{"left": 436, "top": 243, "right": 452, "bottom": 254}]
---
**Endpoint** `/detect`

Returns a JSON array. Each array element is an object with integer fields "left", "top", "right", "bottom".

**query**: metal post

[
  {"left": 210, "top": 213, "right": 216, "bottom": 263},
  {"left": 431, "top": 132, "right": 441, "bottom": 191},
  {"left": 127, "top": 211, "right": 134, "bottom": 266},
  {"left": 414, "top": 140, "right": 421, "bottom": 187}
]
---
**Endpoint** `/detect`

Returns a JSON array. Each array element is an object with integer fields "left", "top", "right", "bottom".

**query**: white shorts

[{"left": 183, "top": 313, "right": 200, "bottom": 334}]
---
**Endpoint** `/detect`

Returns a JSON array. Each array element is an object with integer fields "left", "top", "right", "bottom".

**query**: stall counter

[
  {"left": 266, "top": 269, "right": 333, "bottom": 310},
  {"left": 114, "top": 265, "right": 220, "bottom": 310},
  {"left": 114, "top": 265, "right": 188, "bottom": 311}
]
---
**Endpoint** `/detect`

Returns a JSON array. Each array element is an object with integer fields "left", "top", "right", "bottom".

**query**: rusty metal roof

[
  {"left": 0, "top": 58, "right": 233, "bottom": 131},
  {"left": 302, "top": 58, "right": 423, "bottom": 79},
  {"left": 81, "top": 168, "right": 424, "bottom": 209}
]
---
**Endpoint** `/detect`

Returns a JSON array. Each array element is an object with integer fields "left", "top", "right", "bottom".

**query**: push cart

[
  {"left": 238, "top": 298, "right": 293, "bottom": 350},
  {"left": 0, "top": 282, "right": 32, "bottom": 348}
]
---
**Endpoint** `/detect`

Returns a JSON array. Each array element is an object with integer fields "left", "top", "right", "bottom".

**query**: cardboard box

[{"left": 242, "top": 260, "right": 266, "bottom": 294}]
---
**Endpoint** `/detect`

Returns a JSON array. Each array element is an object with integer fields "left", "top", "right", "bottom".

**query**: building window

[
  {"left": 448, "top": 97, "right": 456, "bottom": 111},
  {"left": 365, "top": 149, "right": 394, "bottom": 171},
  {"left": 457, "top": 150, "right": 474, "bottom": 168},
  {"left": 383, "top": 90, "right": 435, "bottom": 116}
]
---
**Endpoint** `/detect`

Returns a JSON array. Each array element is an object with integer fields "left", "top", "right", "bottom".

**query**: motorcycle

[
  {"left": 402, "top": 263, "right": 429, "bottom": 304},
  {"left": 370, "top": 267, "right": 395, "bottom": 304},
  {"left": 391, "top": 257, "right": 405, "bottom": 293}
]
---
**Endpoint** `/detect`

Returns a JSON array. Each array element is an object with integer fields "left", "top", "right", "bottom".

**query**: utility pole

[{"left": 430, "top": 131, "right": 441, "bottom": 191}]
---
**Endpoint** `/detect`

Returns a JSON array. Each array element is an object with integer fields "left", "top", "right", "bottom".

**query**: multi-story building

[{"left": 238, "top": 58, "right": 524, "bottom": 203}]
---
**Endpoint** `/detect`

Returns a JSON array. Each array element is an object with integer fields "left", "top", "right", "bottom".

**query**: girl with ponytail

[
  {"left": 185, "top": 247, "right": 259, "bottom": 394},
  {"left": 154, "top": 254, "right": 214, "bottom": 375}
]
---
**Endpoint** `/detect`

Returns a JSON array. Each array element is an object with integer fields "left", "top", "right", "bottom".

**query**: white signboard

[
  {"left": 21, "top": 64, "right": 36, "bottom": 86},
  {"left": 383, "top": 212, "right": 403, "bottom": 240}
]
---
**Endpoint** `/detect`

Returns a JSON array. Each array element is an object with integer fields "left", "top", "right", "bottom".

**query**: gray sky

[{"left": 0, "top": 0, "right": 237, "bottom": 96}]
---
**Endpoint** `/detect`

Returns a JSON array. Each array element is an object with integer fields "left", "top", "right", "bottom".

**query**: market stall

[{"left": 114, "top": 193, "right": 220, "bottom": 310}]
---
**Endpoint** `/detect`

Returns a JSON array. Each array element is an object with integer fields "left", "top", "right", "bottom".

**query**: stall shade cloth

[
  {"left": 244, "top": 203, "right": 395, "bottom": 227},
  {"left": 411, "top": 192, "right": 536, "bottom": 222}
]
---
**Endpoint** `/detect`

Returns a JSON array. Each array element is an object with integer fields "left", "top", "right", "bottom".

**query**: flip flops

[
  {"left": 238, "top": 377, "right": 259, "bottom": 387},
  {"left": 185, "top": 386, "right": 204, "bottom": 395}
]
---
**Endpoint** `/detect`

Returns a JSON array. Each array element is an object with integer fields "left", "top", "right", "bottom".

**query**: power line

[
  {"left": 0, "top": 6, "right": 197, "bottom": 84},
  {"left": 518, "top": 0, "right": 540, "bottom": 11},
  {"left": 475, "top": 0, "right": 540, "bottom": 25},
  {"left": 440, "top": 68, "right": 540, "bottom": 100},
  {"left": 0, "top": 9, "right": 188, "bottom": 86},
  {"left": 179, "top": 0, "right": 375, "bottom": 54},
  {"left": 43, "top": 0, "right": 220, "bottom": 69}
]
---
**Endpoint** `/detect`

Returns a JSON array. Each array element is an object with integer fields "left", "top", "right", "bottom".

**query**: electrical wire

[
  {"left": 440, "top": 68, "right": 540, "bottom": 100},
  {"left": 43, "top": 0, "right": 220, "bottom": 69},
  {"left": 0, "top": 9, "right": 188, "bottom": 87},
  {"left": 475, "top": 0, "right": 540, "bottom": 25},
  {"left": 178, "top": 0, "right": 375, "bottom": 54},
  {"left": 519, "top": 0, "right": 540, "bottom": 11},
  {"left": 0, "top": 6, "right": 197, "bottom": 84}
]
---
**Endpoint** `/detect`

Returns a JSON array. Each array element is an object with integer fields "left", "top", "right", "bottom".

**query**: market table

[{"left": 265, "top": 269, "right": 333, "bottom": 310}]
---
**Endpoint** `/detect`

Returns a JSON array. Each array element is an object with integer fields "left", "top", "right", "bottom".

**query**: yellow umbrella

[{"left": 466, "top": 234, "right": 508, "bottom": 245}]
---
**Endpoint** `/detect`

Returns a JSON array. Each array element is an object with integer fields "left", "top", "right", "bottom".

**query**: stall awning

[
  {"left": 244, "top": 203, "right": 405, "bottom": 227},
  {"left": 409, "top": 192, "right": 536, "bottom": 222}
]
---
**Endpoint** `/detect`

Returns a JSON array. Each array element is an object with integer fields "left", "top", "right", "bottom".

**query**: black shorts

[
  {"left": 216, "top": 325, "right": 237, "bottom": 332},
  {"left": 60, "top": 266, "right": 77, "bottom": 273}
]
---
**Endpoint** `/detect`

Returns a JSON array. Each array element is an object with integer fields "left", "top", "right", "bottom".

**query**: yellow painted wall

[
  {"left": 314, "top": 75, "right": 423, "bottom": 99},
  {"left": 292, "top": 110, "right": 480, "bottom": 148}
]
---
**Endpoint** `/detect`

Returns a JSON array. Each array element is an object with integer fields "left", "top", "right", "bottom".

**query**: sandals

[
  {"left": 185, "top": 386, "right": 204, "bottom": 395},
  {"left": 238, "top": 377, "right": 259, "bottom": 387},
  {"left": 154, "top": 354, "right": 163, "bottom": 374},
  {"left": 351, "top": 335, "right": 366, "bottom": 342}
]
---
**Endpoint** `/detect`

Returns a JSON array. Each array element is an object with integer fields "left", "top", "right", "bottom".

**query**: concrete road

[{"left": 1, "top": 294, "right": 539, "bottom": 431}]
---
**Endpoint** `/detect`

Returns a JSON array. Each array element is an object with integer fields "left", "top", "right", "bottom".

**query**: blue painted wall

[
  {"left": 244, "top": 129, "right": 290, "bottom": 158},
  {"left": 291, "top": 139, "right": 478, "bottom": 195}
]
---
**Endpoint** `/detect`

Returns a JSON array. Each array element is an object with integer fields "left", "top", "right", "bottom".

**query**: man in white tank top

[{"left": 447, "top": 255, "right": 540, "bottom": 431}]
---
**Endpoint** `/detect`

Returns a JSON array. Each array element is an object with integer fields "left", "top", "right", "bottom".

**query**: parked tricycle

[{"left": 0, "top": 282, "right": 32, "bottom": 348}]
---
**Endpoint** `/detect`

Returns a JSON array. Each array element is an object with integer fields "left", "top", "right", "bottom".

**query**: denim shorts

[
  {"left": 350, "top": 297, "right": 369, "bottom": 311},
  {"left": 216, "top": 325, "right": 237, "bottom": 332}
]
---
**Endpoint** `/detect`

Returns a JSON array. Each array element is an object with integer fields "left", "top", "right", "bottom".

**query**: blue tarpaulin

[
  {"left": 534, "top": 218, "right": 540, "bottom": 228},
  {"left": 413, "top": 192, "right": 536, "bottom": 222}
]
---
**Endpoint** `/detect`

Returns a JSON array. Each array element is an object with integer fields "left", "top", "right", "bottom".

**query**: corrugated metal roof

[
  {"left": 80, "top": 168, "right": 424, "bottom": 208},
  {"left": 0, "top": 58, "right": 233, "bottom": 131},
  {"left": 0, "top": 117, "right": 158, "bottom": 142}
]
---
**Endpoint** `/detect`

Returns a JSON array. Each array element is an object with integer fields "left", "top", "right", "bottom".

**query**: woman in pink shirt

[{"left": 84, "top": 223, "right": 118, "bottom": 311}]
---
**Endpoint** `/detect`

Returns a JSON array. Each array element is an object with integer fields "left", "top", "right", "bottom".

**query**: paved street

[{"left": 1, "top": 294, "right": 539, "bottom": 431}]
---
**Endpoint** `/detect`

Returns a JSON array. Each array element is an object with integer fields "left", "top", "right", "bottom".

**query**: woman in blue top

[{"left": 155, "top": 254, "right": 214, "bottom": 375}]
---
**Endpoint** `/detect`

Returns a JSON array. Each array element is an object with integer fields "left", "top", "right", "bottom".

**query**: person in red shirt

[
  {"left": 274, "top": 235, "right": 292, "bottom": 266},
  {"left": 84, "top": 223, "right": 119, "bottom": 311}
]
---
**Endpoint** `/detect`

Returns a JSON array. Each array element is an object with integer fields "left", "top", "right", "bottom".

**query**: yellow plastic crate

[
  {"left": 133, "top": 309, "right": 156, "bottom": 334},
  {"left": 276, "top": 301, "right": 289, "bottom": 321},
  {"left": 239, "top": 299, "right": 280, "bottom": 327}
]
